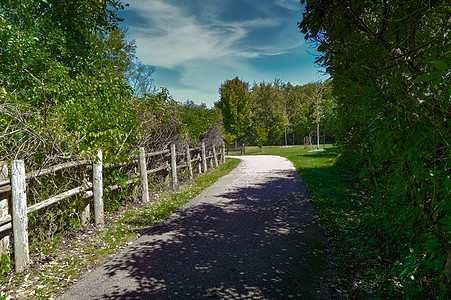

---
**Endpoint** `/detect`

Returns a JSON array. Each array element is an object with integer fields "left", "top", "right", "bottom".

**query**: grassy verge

[
  {"left": 241, "top": 145, "right": 393, "bottom": 298},
  {"left": 0, "top": 158, "right": 240, "bottom": 300},
  {"left": 125, "top": 158, "right": 241, "bottom": 229}
]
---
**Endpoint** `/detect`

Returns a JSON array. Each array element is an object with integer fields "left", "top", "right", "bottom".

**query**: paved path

[{"left": 58, "top": 155, "right": 331, "bottom": 299}]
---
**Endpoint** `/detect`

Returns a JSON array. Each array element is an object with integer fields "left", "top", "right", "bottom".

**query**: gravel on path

[{"left": 57, "top": 155, "right": 333, "bottom": 299}]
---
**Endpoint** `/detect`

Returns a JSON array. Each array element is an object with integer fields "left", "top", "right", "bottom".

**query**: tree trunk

[
  {"left": 284, "top": 127, "right": 287, "bottom": 146},
  {"left": 317, "top": 123, "right": 320, "bottom": 150}
]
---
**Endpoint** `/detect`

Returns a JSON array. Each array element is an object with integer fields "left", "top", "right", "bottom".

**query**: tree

[
  {"left": 284, "top": 83, "right": 312, "bottom": 144},
  {"left": 255, "top": 126, "right": 268, "bottom": 152},
  {"left": 304, "top": 82, "right": 325, "bottom": 150},
  {"left": 250, "top": 81, "right": 286, "bottom": 145},
  {"left": 300, "top": 0, "right": 450, "bottom": 295},
  {"left": 179, "top": 100, "right": 221, "bottom": 142},
  {"left": 0, "top": 0, "right": 166, "bottom": 165},
  {"left": 217, "top": 77, "right": 251, "bottom": 145}
]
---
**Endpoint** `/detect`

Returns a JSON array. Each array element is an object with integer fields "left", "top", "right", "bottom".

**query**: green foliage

[
  {"left": 300, "top": 0, "right": 450, "bottom": 296},
  {"left": 0, "top": 0, "right": 182, "bottom": 167},
  {"left": 217, "top": 77, "right": 251, "bottom": 143},
  {"left": 255, "top": 126, "right": 268, "bottom": 149},
  {"left": 0, "top": 248, "right": 12, "bottom": 281},
  {"left": 179, "top": 100, "right": 221, "bottom": 142},
  {"left": 224, "top": 134, "right": 237, "bottom": 147},
  {"left": 217, "top": 78, "right": 337, "bottom": 146},
  {"left": 250, "top": 81, "right": 286, "bottom": 145},
  {"left": 0, "top": 1, "right": 190, "bottom": 289}
]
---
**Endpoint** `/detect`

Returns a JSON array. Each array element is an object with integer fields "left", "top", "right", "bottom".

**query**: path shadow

[{"left": 66, "top": 171, "right": 331, "bottom": 299}]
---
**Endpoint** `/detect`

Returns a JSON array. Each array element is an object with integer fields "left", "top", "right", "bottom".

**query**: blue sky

[{"left": 118, "top": 0, "right": 324, "bottom": 107}]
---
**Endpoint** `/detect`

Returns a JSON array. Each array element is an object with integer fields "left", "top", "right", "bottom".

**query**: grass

[
  {"left": 240, "top": 145, "right": 393, "bottom": 298},
  {"left": 125, "top": 158, "right": 241, "bottom": 229},
  {"left": 0, "top": 158, "right": 240, "bottom": 300}
]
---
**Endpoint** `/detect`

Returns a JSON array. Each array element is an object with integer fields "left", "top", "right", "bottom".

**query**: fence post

[
  {"left": 222, "top": 142, "right": 226, "bottom": 163},
  {"left": 79, "top": 167, "right": 90, "bottom": 226},
  {"left": 198, "top": 153, "right": 202, "bottom": 174},
  {"left": 0, "top": 161, "right": 9, "bottom": 255},
  {"left": 186, "top": 144, "right": 193, "bottom": 179},
  {"left": 201, "top": 142, "right": 207, "bottom": 173},
  {"left": 11, "top": 160, "right": 29, "bottom": 272},
  {"left": 212, "top": 145, "right": 218, "bottom": 168},
  {"left": 93, "top": 149, "right": 104, "bottom": 226},
  {"left": 209, "top": 150, "right": 213, "bottom": 169},
  {"left": 170, "top": 144, "right": 177, "bottom": 188},
  {"left": 139, "top": 147, "right": 149, "bottom": 202},
  {"left": 81, "top": 200, "right": 90, "bottom": 226}
]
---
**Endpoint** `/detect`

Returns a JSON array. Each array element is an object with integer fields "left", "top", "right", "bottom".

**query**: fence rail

[
  {"left": 226, "top": 145, "right": 245, "bottom": 155},
  {"left": 0, "top": 142, "right": 226, "bottom": 272}
]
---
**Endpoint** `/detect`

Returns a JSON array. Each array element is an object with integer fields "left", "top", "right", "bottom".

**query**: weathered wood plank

[
  {"left": 81, "top": 201, "right": 90, "bottom": 226},
  {"left": 0, "top": 214, "right": 11, "bottom": 227},
  {"left": 103, "top": 161, "right": 135, "bottom": 169},
  {"left": 0, "top": 161, "right": 9, "bottom": 253},
  {"left": 0, "top": 178, "right": 9, "bottom": 187},
  {"left": 1, "top": 159, "right": 90, "bottom": 187},
  {"left": 0, "top": 222, "right": 11, "bottom": 234},
  {"left": 11, "top": 160, "right": 29, "bottom": 272},
  {"left": 26, "top": 160, "right": 89, "bottom": 180},
  {"left": 27, "top": 183, "right": 92, "bottom": 214},
  {"left": 186, "top": 144, "right": 193, "bottom": 179},
  {"left": 145, "top": 149, "right": 170, "bottom": 158},
  {"left": 93, "top": 150, "right": 103, "bottom": 226},
  {"left": 222, "top": 142, "right": 226, "bottom": 163},
  {"left": 190, "top": 157, "right": 201, "bottom": 163},
  {"left": 107, "top": 177, "right": 137, "bottom": 192},
  {"left": 213, "top": 145, "right": 219, "bottom": 167},
  {"left": 147, "top": 163, "right": 170, "bottom": 175},
  {"left": 209, "top": 151, "right": 214, "bottom": 169},
  {"left": 170, "top": 144, "right": 177, "bottom": 188},
  {"left": 177, "top": 163, "right": 188, "bottom": 169},
  {"left": 0, "top": 185, "right": 11, "bottom": 193},
  {"left": 201, "top": 142, "right": 207, "bottom": 173},
  {"left": 139, "top": 147, "right": 149, "bottom": 202}
]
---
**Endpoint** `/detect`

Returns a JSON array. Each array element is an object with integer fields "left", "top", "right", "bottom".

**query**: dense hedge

[{"left": 299, "top": 0, "right": 450, "bottom": 297}]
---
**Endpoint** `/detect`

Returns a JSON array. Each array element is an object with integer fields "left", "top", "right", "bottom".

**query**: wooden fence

[
  {"left": 226, "top": 145, "right": 245, "bottom": 155},
  {"left": 0, "top": 142, "right": 226, "bottom": 272}
]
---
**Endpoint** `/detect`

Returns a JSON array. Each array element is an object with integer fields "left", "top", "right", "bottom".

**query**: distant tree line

[{"left": 216, "top": 77, "right": 337, "bottom": 148}]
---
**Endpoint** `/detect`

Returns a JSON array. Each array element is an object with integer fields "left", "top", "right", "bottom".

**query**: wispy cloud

[
  {"left": 127, "top": 0, "right": 294, "bottom": 69},
  {"left": 277, "top": 0, "right": 302, "bottom": 11},
  {"left": 120, "top": 0, "right": 320, "bottom": 105}
]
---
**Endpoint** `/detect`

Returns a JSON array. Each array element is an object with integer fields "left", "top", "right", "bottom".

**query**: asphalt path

[{"left": 58, "top": 155, "right": 332, "bottom": 299}]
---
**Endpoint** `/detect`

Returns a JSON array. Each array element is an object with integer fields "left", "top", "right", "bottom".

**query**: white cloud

[
  {"left": 277, "top": 0, "right": 302, "bottom": 11},
  {"left": 122, "top": 0, "right": 321, "bottom": 106},
  {"left": 127, "top": 0, "right": 289, "bottom": 69}
]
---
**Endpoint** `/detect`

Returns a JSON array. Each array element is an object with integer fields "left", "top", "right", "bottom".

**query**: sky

[{"left": 118, "top": 0, "right": 325, "bottom": 107}]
